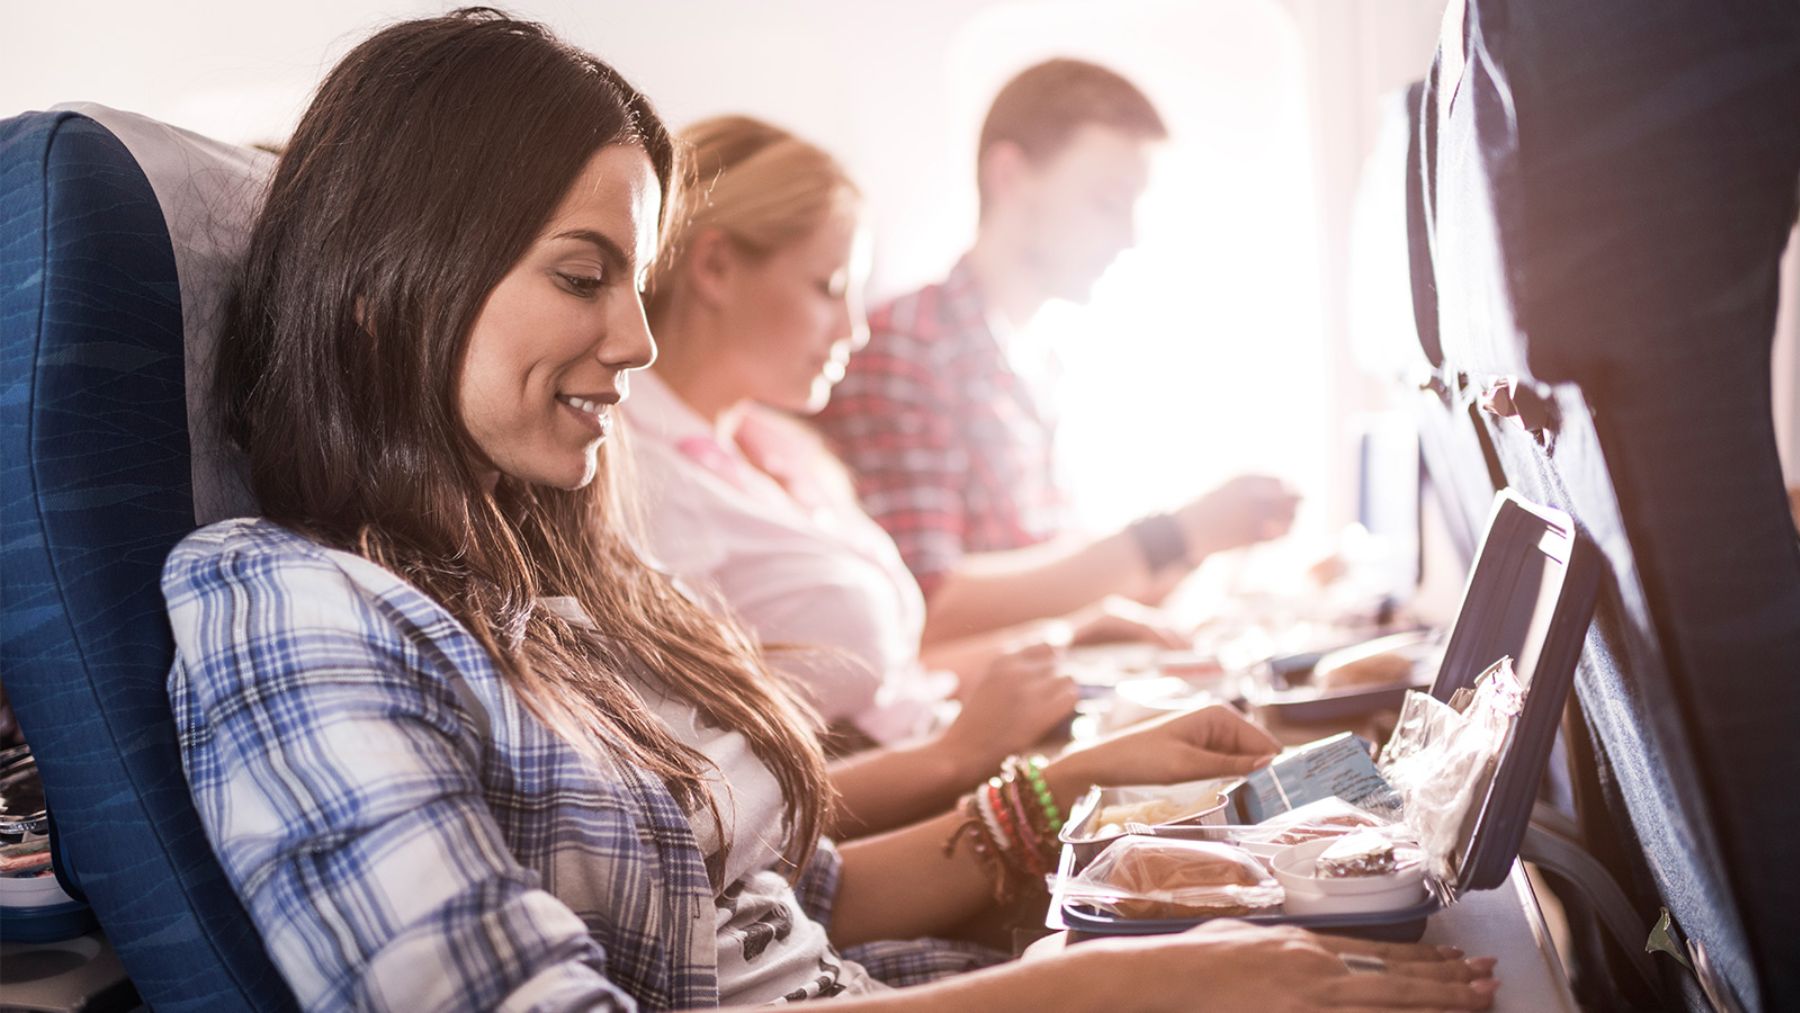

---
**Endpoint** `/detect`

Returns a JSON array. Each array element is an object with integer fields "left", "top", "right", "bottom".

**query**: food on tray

[
  {"left": 1311, "top": 634, "right": 1426, "bottom": 691},
  {"left": 1079, "top": 838, "right": 1280, "bottom": 919},
  {"left": 1267, "top": 808, "right": 1387, "bottom": 846},
  {"left": 1094, "top": 795, "right": 1221, "bottom": 834},
  {"left": 1315, "top": 831, "right": 1398, "bottom": 878}
]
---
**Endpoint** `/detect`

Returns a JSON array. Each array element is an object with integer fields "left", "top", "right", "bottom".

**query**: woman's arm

[
  {"left": 919, "top": 599, "right": 1191, "bottom": 687},
  {"left": 919, "top": 530, "right": 1157, "bottom": 646},
  {"left": 920, "top": 476, "right": 1303, "bottom": 646},
  {"left": 829, "top": 645, "right": 1079, "bottom": 837},
  {"left": 165, "top": 532, "right": 639, "bottom": 1012},
  {"left": 799, "top": 926, "right": 1497, "bottom": 1013},
  {"left": 828, "top": 704, "right": 1282, "bottom": 946}
]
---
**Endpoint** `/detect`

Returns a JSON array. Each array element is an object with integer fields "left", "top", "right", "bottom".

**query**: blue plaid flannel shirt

[{"left": 165, "top": 520, "right": 997, "bottom": 1012}]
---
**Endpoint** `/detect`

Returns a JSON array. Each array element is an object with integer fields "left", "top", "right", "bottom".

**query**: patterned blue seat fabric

[{"left": 0, "top": 110, "right": 297, "bottom": 1010}]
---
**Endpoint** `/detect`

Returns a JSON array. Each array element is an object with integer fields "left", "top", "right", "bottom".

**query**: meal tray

[{"left": 1056, "top": 490, "right": 1601, "bottom": 936}]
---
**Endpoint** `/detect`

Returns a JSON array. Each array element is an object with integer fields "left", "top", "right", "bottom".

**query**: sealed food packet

[
  {"left": 1378, "top": 657, "right": 1525, "bottom": 884},
  {"left": 1060, "top": 837, "right": 1283, "bottom": 920}
]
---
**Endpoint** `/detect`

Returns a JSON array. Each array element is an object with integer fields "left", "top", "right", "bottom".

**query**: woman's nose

[
  {"left": 605, "top": 296, "right": 658, "bottom": 370},
  {"left": 843, "top": 297, "right": 870, "bottom": 352}
]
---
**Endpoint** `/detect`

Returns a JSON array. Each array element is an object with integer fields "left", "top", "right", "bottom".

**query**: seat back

[
  {"left": 1412, "top": 2, "right": 1800, "bottom": 1009},
  {"left": 0, "top": 106, "right": 292, "bottom": 1011}
]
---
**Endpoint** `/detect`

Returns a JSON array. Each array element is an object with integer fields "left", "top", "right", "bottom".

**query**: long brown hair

[{"left": 218, "top": 8, "right": 831, "bottom": 874}]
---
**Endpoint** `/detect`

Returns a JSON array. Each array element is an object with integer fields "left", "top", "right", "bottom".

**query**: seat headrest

[{"left": 54, "top": 103, "right": 274, "bottom": 523}]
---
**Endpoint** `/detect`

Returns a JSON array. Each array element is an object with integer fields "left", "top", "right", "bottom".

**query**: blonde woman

[
  {"left": 168, "top": 12, "right": 1496, "bottom": 1010},
  {"left": 631, "top": 116, "right": 1210, "bottom": 834}
]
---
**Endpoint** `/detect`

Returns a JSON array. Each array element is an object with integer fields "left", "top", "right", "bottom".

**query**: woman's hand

[
  {"left": 1068, "top": 595, "right": 1190, "bottom": 648},
  {"left": 1073, "top": 921, "right": 1498, "bottom": 1011},
  {"left": 1043, "top": 703, "right": 1280, "bottom": 805},
  {"left": 940, "top": 642, "right": 1080, "bottom": 777}
]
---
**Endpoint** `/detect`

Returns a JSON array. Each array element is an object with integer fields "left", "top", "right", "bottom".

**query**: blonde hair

[{"left": 649, "top": 115, "right": 860, "bottom": 319}]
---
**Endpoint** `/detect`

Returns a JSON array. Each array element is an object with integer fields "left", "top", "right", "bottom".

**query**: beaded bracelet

[
  {"left": 995, "top": 777, "right": 1051, "bottom": 879},
  {"left": 1016, "top": 755, "right": 1064, "bottom": 833},
  {"left": 985, "top": 781, "right": 1024, "bottom": 860},
  {"left": 975, "top": 778, "right": 1012, "bottom": 852}
]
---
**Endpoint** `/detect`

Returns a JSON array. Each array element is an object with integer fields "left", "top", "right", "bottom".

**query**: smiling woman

[{"left": 457, "top": 146, "right": 659, "bottom": 492}]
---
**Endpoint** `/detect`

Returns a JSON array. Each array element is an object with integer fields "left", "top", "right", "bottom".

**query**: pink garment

[{"left": 623, "top": 371, "right": 955, "bottom": 744}]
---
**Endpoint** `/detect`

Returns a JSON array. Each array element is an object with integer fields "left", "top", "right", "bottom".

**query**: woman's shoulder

[
  {"left": 164, "top": 518, "right": 421, "bottom": 617},
  {"left": 171, "top": 516, "right": 320, "bottom": 559},
  {"left": 165, "top": 518, "right": 332, "bottom": 587}
]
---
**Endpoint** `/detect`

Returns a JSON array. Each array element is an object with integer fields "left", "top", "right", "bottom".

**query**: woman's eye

[{"left": 558, "top": 272, "right": 605, "bottom": 297}]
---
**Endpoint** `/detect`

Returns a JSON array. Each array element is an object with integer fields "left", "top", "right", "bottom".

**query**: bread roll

[
  {"left": 1313, "top": 635, "right": 1421, "bottom": 691},
  {"left": 1089, "top": 838, "right": 1275, "bottom": 919},
  {"left": 1095, "top": 794, "right": 1223, "bottom": 834}
]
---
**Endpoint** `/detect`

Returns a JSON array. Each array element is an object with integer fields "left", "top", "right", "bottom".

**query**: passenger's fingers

[
  {"left": 1042, "top": 676, "right": 1081, "bottom": 710},
  {"left": 1007, "top": 641, "right": 1061, "bottom": 664},
  {"left": 1142, "top": 623, "right": 1191, "bottom": 649},
  {"left": 1182, "top": 748, "right": 1276, "bottom": 776},
  {"left": 1314, "top": 936, "right": 1474, "bottom": 965},
  {"left": 1382, "top": 957, "right": 1497, "bottom": 983},
  {"left": 1322, "top": 973, "right": 1498, "bottom": 1009},
  {"left": 1314, "top": 936, "right": 1452, "bottom": 959},
  {"left": 1198, "top": 706, "right": 1282, "bottom": 754}
]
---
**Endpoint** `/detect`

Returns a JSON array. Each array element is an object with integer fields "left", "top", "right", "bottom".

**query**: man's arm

[{"left": 917, "top": 531, "right": 1155, "bottom": 645}]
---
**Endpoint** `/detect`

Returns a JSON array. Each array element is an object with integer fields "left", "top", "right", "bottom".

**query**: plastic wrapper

[
  {"left": 1378, "top": 657, "right": 1524, "bottom": 884},
  {"left": 1059, "top": 837, "right": 1283, "bottom": 920},
  {"left": 1237, "top": 796, "right": 1405, "bottom": 849}
]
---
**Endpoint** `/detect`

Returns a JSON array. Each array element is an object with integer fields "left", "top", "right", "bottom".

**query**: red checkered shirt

[{"left": 816, "top": 257, "right": 1067, "bottom": 597}]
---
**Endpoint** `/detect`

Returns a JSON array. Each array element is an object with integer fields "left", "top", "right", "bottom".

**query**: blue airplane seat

[
  {"left": 0, "top": 105, "right": 294, "bottom": 1010},
  {"left": 1412, "top": 2, "right": 1800, "bottom": 1009}
]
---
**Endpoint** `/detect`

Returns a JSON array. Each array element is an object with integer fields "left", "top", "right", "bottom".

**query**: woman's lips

[{"left": 557, "top": 394, "right": 614, "bottom": 437}]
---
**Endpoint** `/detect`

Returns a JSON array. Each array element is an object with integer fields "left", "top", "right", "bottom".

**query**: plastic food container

[
  {"left": 1270, "top": 837, "right": 1426, "bottom": 916},
  {"left": 1050, "top": 835, "right": 1439, "bottom": 942},
  {"left": 1246, "top": 632, "right": 1441, "bottom": 724},
  {"left": 1059, "top": 779, "right": 1236, "bottom": 864}
]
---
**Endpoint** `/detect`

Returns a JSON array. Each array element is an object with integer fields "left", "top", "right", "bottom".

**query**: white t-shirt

[
  {"left": 623, "top": 371, "right": 956, "bottom": 744},
  {"left": 539, "top": 596, "right": 881, "bottom": 1004}
]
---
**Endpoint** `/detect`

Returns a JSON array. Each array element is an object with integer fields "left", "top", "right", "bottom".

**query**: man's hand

[{"left": 1175, "top": 474, "right": 1301, "bottom": 558}]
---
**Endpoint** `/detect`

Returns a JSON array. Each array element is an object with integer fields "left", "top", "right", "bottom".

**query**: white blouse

[
  {"left": 623, "top": 371, "right": 955, "bottom": 745},
  {"left": 539, "top": 596, "right": 881, "bottom": 1004}
]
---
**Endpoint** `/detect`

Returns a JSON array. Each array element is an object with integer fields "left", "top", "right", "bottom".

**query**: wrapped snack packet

[
  {"left": 1061, "top": 837, "right": 1283, "bottom": 920},
  {"left": 1378, "top": 657, "right": 1524, "bottom": 884}
]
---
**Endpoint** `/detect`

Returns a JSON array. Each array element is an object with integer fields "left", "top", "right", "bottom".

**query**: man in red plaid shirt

[{"left": 817, "top": 59, "right": 1299, "bottom": 649}]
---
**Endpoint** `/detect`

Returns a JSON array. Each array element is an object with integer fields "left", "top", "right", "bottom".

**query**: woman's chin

[
  {"left": 799, "top": 380, "right": 836, "bottom": 416},
  {"left": 504, "top": 449, "right": 599, "bottom": 492}
]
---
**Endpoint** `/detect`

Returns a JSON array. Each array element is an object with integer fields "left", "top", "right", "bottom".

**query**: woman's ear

[{"left": 685, "top": 227, "right": 740, "bottom": 309}]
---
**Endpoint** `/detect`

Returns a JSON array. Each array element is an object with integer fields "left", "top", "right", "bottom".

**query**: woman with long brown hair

[{"left": 165, "top": 8, "right": 1497, "bottom": 1009}]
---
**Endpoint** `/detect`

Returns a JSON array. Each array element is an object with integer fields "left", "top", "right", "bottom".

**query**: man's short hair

[{"left": 977, "top": 58, "right": 1167, "bottom": 206}]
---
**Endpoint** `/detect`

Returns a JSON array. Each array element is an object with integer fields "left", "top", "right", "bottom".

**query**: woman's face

[
  {"left": 459, "top": 144, "right": 660, "bottom": 490},
  {"left": 723, "top": 208, "right": 871, "bottom": 415}
]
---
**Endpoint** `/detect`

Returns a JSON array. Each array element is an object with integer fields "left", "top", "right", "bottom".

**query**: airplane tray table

[{"left": 1028, "top": 859, "right": 1575, "bottom": 1013}]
